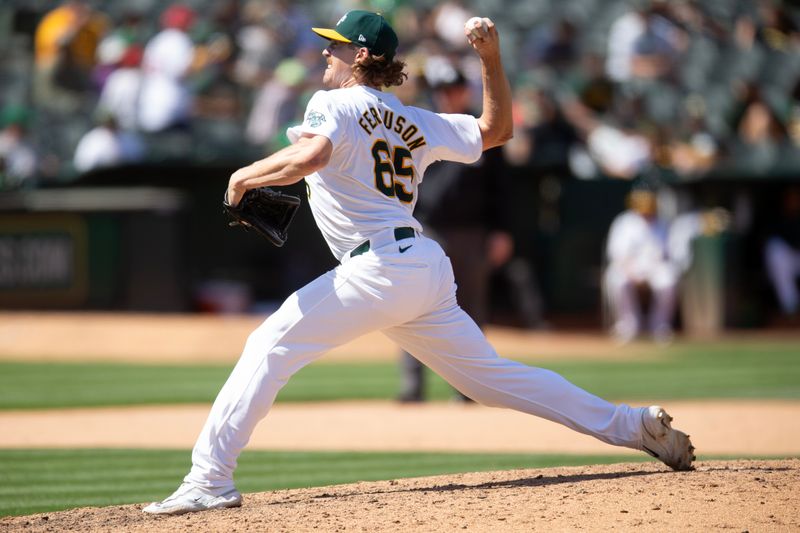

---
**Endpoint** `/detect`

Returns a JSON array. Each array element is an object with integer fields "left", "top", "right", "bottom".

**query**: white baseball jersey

[
  {"left": 606, "top": 211, "right": 674, "bottom": 284},
  {"left": 288, "top": 86, "right": 482, "bottom": 260}
]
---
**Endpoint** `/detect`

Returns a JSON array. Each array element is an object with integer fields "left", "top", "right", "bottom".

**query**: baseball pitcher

[{"left": 144, "top": 11, "right": 695, "bottom": 515}]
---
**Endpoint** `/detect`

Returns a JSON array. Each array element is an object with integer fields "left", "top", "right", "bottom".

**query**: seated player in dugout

[
  {"left": 604, "top": 187, "right": 679, "bottom": 344},
  {"left": 144, "top": 11, "right": 696, "bottom": 516}
]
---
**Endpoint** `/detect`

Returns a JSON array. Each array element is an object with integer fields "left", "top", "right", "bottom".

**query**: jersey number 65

[{"left": 372, "top": 140, "right": 415, "bottom": 203}]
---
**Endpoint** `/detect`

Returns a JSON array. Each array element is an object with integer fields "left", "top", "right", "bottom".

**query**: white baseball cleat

[
  {"left": 143, "top": 482, "right": 242, "bottom": 515},
  {"left": 640, "top": 405, "right": 696, "bottom": 471}
]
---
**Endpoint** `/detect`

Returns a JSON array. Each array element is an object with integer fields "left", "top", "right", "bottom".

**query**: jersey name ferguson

[{"left": 287, "top": 85, "right": 482, "bottom": 261}]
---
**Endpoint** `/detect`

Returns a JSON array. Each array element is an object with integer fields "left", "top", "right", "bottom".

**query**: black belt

[{"left": 350, "top": 227, "right": 415, "bottom": 258}]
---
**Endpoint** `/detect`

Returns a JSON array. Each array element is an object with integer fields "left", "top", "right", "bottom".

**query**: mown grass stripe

[
  {"left": 1, "top": 454, "right": 543, "bottom": 483},
  {"left": 1, "top": 340, "right": 799, "bottom": 410}
]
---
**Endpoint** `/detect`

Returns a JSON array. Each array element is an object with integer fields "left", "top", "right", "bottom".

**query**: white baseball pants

[
  {"left": 604, "top": 261, "right": 678, "bottom": 339},
  {"left": 185, "top": 232, "right": 646, "bottom": 489}
]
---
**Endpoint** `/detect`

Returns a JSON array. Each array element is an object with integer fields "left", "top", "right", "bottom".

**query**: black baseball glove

[{"left": 223, "top": 186, "right": 301, "bottom": 247}]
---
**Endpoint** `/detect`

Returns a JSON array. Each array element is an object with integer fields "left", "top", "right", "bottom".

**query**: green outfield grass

[
  {"left": 0, "top": 448, "right": 653, "bottom": 517},
  {"left": 0, "top": 340, "right": 798, "bottom": 409}
]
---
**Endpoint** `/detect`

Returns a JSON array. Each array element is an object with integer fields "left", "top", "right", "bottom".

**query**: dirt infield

[
  {"left": 2, "top": 460, "right": 798, "bottom": 532},
  {"left": 0, "top": 312, "right": 660, "bottom": 363},
  {"left": 2, "top": 311, "right": 798, "bottom": 365},
  {"left": 2, "top": 400, "right": 799, "bottom": 456}
]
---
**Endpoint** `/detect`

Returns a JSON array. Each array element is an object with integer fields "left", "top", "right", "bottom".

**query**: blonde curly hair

[{"left": 353, "top": 53, "right": 407, "bottom": 88}]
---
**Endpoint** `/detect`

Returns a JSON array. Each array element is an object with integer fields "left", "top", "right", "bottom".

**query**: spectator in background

[
  {"left": 266, "top": 0, "right": 319, "bottom": 56},
  {"left": 606, "top": 1, "right": 686, "bottom": 83},
  {"left": 518, "top": 79, "right": 580, "bottom": 173},
  {"left": 0, "top": 105, "right": 38, "bottom": 189},
  {"left": 669, "top": 96, "right": 719, "bottom": 177},
  {"left": 764, "top": 187, "right": 800, "bottom": 317},
  {"left": 138, "top": 4, "right": 197, "bottom": 132},
  {"left": 728, "top": 81, "right": 789, "bottom": 172},
  {"left": 561, "top": 93, "right": 653, "bottom": 180},
  {"left": 245, "top": 58, "right": 308, "bottom": 148},
  {"left": 629, "top": 4, "right": 686, "bottom": 81},
  {"left": 397, "top": 59, "right": 514, "bottom": 403},
  {"left": 430, "top": 0, "right": 475, "bottom": 51},
  {"left": 91, "top": 32, "right": 128, "bottom": 92},
  {"left": 523, "top": 18, "right": 577, "bottom": 73},
  {"left": 567, "top": 53, "right": 616, "bottom": 116},
  {"left": 89, "top": 10, "right": 145, "bottom": 93},
  {"left": 73, "top": 110, "right": 144, "bottom": 173},
  {"left": 755, "top": 0, "right": 800, "bottom": 52},
  {"left": 113, "top": 8, "right": 147, "bottom": 46},
  {"left": 97, "top": 45, "right": 144, "bottom": 131},
  {"left": 191, "top": 34, "right": 242, "bottom": 124},
  {"left": 604, "top": 187, "right": 678, "bottom": 344},
  {"left": 606, "top": 2, "right": 647, "bottom": 83},
  {"left": 33, "top": 0, "right": 108, "bottom": 111},
  {"left": 735, "top": 85, "right": 787, "bottom": 145},
  {"left": 234, "top": 1, "right": 282, "bottom": 87}
]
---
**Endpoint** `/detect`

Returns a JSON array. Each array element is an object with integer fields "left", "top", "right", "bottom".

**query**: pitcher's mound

[{"left": 4, "top": 460, "right": 798, "bottom": 532}]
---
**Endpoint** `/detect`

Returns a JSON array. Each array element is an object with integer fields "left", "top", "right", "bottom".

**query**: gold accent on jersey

[{"left": 392, "top": 146, "right": 414, "bottom": 203}]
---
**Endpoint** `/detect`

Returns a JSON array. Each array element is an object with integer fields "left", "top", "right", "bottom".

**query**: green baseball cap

[{"left": 312, "top": 10, "right": 398, "bottom": 60}]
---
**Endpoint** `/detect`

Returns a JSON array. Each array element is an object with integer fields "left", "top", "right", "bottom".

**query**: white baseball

[{"left": 465, "top": 16, "right": 488, "bottom": 41}]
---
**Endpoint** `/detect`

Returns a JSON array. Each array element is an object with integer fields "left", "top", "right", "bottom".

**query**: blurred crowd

[
  {"left": 1, "top": 0, "right": 800, "bottom": 188},
  {"left": 0, "top": 0, "right": 799, "bottom": 335}
]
